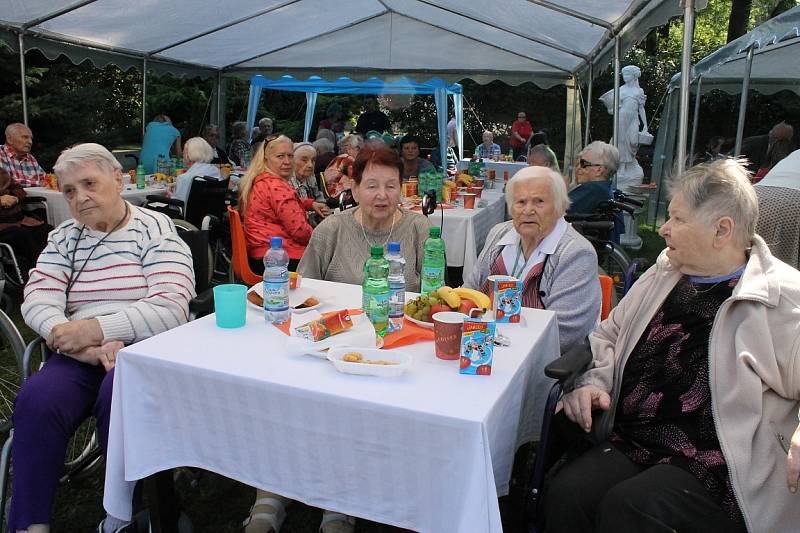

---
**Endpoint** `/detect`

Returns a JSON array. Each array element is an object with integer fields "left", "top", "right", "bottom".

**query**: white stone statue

[{"left": 599, "top": 65, "right": 651, "bottom": 189}]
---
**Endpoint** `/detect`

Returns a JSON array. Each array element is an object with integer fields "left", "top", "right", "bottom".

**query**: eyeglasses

[{"left": 579, "top": 158, "right": 604, "bottom": 169}]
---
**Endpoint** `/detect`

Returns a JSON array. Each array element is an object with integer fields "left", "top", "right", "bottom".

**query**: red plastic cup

[{"left": 432, "top": 311, "right": 467, "bottom": 360}]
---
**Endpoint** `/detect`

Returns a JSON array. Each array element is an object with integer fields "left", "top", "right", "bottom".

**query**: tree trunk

[
  {"left": 770, "top": 0, "right": 795, "bottom": 19},
  {"left": 727, "top": 0, "right": 753, "bottom": 43}
]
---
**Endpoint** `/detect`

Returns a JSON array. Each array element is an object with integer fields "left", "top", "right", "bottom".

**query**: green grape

[
  {"left": 406, "top": 302, "right": 418, "bottom": 316},
  {"left": 428, "top": 296, "right": 439, "bottom": 305}
]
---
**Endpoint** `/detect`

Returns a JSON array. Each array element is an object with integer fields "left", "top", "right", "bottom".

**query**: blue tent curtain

[
  {"left": 304, "top": 92, "right": 317, "bottom": 142},
  {"left": 453, "top": 93, "right": 464, "bottom": 161},
  {"left": 247, "top": 75, "right": 463, "bottom": 170}
]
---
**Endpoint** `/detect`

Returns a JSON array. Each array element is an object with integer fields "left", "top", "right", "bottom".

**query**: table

[
  {"left": 26, "top": 184, "right": 161, "bottom": 226},
  {"left": 104, "top": 279, "right": 560, "bottom": 533},
  {"left": 425, "top": 189, "right": 507, "bottom": 275},
  {"left": 458, "top": 159, "right": 528, "bottom": 180}
]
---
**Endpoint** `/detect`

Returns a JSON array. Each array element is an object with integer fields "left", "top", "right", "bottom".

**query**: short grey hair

[
  {"left": 506, "top": 166, "right": 570, "bottom": 216},
  {"left": 202, "top": 124, "right": 219, "bottom": 137},
  {"left": 5, "top": 123, "right": 29, "bottom": 138},
  {"left": 527, "top": 144, "right": 557, "bottom": 168},
  {"left": 53, "top": 143, "right": 121, "bottom": 180},
  {"left": 184, "top": 137, "right": 214, "bottom": 164},
  {"left": 339, "top": 133, "right": 364, "bottom": 150},
  {"left": 313, "top": 138, "right": 334, "bottom": 154},
  {"left": 232, "top": 121, "right": 248, "bottom": 139},
  {"left": 258, "top": 117, "right": 273, "bottom": 128},
  {"left": 579, "top": 141, "right": 619, "bottom": 175},
  {"left": 668, "top": 158, "right": 758, "bottom": 248}
]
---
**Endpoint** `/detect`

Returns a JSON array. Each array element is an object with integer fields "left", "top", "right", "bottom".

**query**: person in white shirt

[{"left": 168, "top": 137, "right": 222, "bottom": 206}]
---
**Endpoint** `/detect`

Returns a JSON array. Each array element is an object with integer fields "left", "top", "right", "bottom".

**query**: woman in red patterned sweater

[{"left": 238, "top": 135, "right": 328, "bottom": 272}]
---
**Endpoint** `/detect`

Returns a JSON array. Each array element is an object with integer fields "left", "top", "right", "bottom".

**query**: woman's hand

[
  {"left": 312, "top": 202, "right": 331, "bottom": 218},
  {"left": 68, "top": 340, "right": 125, "bottom": 371},
  {"left": 47, "top": 319, "right": 104, "bottom": 354},
  {"left": 0, "top": 194, "right": 18, "bottom": 208},
  {"left": 562, "top": 385, "right": 611, "bottom": 433},
  {"left": 787, "top": 422, "right": 800, "bottom": 493}
]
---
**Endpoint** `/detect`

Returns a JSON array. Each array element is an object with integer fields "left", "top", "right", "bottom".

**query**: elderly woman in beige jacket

[{"left": 546, "top": 158, "right": 800, "bottom": 533}]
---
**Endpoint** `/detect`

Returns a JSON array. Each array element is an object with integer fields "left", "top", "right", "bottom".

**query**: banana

[
  {"left": 452, "top": 287, "right": 491, "bottom": 309},
  {"left": 437, "top": 286, "right": 461, "bottom": 309}
]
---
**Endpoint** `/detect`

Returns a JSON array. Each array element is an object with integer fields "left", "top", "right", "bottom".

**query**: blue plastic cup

[{"left": 213, "top": 284, "right": 247, "bottom": 328}]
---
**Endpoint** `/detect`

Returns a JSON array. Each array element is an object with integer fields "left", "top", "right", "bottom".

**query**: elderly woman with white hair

[
  {"left": 567, "top": 140, "right": 620, "bottom": 215},
  {"left": 13, "top": 143, "right": 195, "bottom": 533},
  {"left": 546, "top": 158, "right": 800, "bottom": 533},
  {"left": 464, "top": 165, "right": 600, "bottom": 353},
  {"left": 167, "top": 136, "right": 222, "bottom": 205}
]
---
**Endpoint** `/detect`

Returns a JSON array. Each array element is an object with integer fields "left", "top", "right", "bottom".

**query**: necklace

[
  {"left": 358, "top": 209, "right": 397, "bottom": 248},
  {"left": 689, "top": 280, "right": 724, "bottom": 295}
]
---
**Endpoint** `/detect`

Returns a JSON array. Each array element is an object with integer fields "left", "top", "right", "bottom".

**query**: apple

[
  {"left": 430, "top": 303, "right": 451, "bottom": 321},
  {"left": 477, "top": 364, "right": 492, "bottom": 375},
  {"left": 458, "top": 298, "right": 481, "bottom": 315},
  {"left": 460, "top": 356, "right": 470, "bottom": 369}
]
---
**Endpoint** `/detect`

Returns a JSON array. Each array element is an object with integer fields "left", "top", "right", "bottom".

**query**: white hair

[
  {"left": 5, "top": 122, "right": 29, "bottom": 138},
  {"left": 53, "top": 143, "right": 121, "bottom": 180},
  {"left": 313, "top": 138, "right": 334, "bottom": 154},
  {"left": 668, "top": 158, "right": 758, "bottom": 248},
  {"left": 506, "top": 165, "right": 570, "bottom": 216},
  {"left": 183, "top": 137, "right": 214, "bottom": 164},
  {"left": 579, "top": 141, "right": 619, "bottom": 175}
]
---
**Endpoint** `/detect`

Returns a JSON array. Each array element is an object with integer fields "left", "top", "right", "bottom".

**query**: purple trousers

[{"left": 8, "top": 353, "right": 114, "bottom": 531}]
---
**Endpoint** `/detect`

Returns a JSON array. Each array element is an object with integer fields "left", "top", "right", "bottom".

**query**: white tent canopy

[{"left": 1, "top": 0, "right": 702, "bottom": 85}]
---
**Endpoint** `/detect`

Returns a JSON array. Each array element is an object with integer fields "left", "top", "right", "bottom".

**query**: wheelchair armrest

[
  {"left": 188, "top": 288, "right": 214, "bottom": 320},
  {"left": 22, "top": 337, "right": 51, "bottom": 381},
  {"left": 545, "top": 338, "right": 593, "bottom": 389},
  {"left": 22, "top": 196, "right": 47, "bottom": 203},
  {"left": 146, "top": 195, "right": 184, "bottom": 208}
]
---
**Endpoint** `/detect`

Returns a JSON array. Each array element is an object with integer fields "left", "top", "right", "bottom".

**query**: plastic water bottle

[
  {"left": 386, "top": 241, "right": 406, "bottom": 333},
  {"left": 363, "top": 245, "right": 390, "bottom": 336},
  {"left": 509, "top": 148, "right": 514, "bottom": 161},
  {"left": 421, "top": 227, "right": 446, "bottom": 295},
  {"left": 263, "top": 237, "right": 290, "bottom": 325},
  {"left": 135, "top": 164, "right": 145, "bottom": 190}
]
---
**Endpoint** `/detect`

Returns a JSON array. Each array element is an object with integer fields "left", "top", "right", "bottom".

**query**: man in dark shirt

[
  {"left": 567, "top": 141, "right": 619, "bottom": 215},
  {"left": 355, "top": 97, "right": 391, "bottom": 136}
]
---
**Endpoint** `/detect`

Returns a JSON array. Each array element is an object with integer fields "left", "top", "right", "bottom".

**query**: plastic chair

[
  {"left": 226, "top": 205, "right": 261, "bottom": 286},
  {"left": 598, "top": 275, "right": 613, "bottom": 321}
]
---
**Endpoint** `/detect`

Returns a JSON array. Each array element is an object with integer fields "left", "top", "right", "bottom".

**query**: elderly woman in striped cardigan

[{"left": 13, "top": 143, "right": 196, "bottom": 533}]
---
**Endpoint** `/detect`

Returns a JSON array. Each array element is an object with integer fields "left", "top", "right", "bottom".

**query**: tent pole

[
  {"left": 689, "top": 75, "right": 702, "bottom": 164},
  {"left": 18, "top": 33, "right": 28, "bottom": 126},
  {"left": 584, "top": 63, "right": 593, "bottom": 147},
  {"left": 569, "top": 75, "right": 578, "bottom": 168},
  {"left": 734, "top": 45, "right": 755, "bottom": 157},
  {"left": 141, "top": 58, "right": 148, "bottom": 139},
  {"left": 676, "top": 0, "right": 696, "bottom": 175},
  {"left": 612, "top": 36, "right": 620, "bottom": 149}
]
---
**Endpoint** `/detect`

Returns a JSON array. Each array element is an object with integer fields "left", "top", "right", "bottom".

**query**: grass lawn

[{"left": 0, "top": 228, "right": 666, "bottom": 532}]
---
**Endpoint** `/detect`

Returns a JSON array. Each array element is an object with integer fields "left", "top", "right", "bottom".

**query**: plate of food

[
  {"left": 326, "top": 347, "right": 411, "bottom": 377},
  {"left": 247, "top": 284, "right": 322, "bottom": 313},
  {"left": 403, "top": 313, "right": 434, "bottom": 329}
]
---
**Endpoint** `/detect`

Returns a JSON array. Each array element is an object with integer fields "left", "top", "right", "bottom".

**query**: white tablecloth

[
  {"left": 458, "top": 159, "right": 528, "bottom": 180},
  {"left": 26, "top": 185, "right": 161, "bottom": 226},
  {"left": 426, "top": 189, "right": 506, "bottom": 274},
  {"left": 104, "top": 279, "right": 560, "bottom": 533}
]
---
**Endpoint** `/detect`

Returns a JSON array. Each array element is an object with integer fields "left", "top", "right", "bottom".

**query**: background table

[
  {"left": 424, "top": 189, "right": 506, "bottom": 275},
  {"left": 458, "top": 159, "right": 528, "bottom": 180},
  {"left": 26, "top": 184, "right": 161, "bottom": 226},
  {"left": 104, "top": 279, "right": 560, "bottom": 533}
]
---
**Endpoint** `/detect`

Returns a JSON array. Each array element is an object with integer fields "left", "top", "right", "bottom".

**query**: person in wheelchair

[
  {"left": 464, "top": 166, "right": 600, "bottom": 353},
  {"left": 13, "top": 143, "right": 196, "bottom": 533},
  {"left": 546, "top": 158, "right": 800, "bottom": 532},
  {"left": 567, "top": 141, "right": 619, "bottom": 215},
  {"left": 166, "top": 136, "right": 221, "bottom": 206},
  {"left": 0, "top": 167, "right": 51, "bottom": 275}
]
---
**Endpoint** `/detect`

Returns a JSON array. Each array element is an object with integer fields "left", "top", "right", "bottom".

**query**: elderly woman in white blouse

[{"left": 167, "top": 136, "right": 222, "bottom": 205}]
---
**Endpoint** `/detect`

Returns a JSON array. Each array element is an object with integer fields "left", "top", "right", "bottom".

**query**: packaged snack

[
  {"left": 459, "top": 319, "right": 496, "bottom": 375},
  {"left": 487, "top": 275, "right": 522, "bottom": 323},
  {"left": 294, "top": 309, "right": 353, "bottom": 342}
]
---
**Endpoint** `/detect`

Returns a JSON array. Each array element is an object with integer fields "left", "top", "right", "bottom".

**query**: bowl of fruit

[{"left": 403, "top": 286, "right": 492, "bottom": 328}]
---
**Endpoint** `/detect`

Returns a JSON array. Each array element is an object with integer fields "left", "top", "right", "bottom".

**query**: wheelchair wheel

[
  {"left": 61, "top": 418, "right": 103, "bottom": 483},
  {"left": 598, "top": 241, "right": 631, "bottom": 301}
]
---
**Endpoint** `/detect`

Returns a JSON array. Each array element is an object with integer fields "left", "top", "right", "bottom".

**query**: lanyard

[{"left": 510, "top": 246, "right": 526, "bottom": 279}]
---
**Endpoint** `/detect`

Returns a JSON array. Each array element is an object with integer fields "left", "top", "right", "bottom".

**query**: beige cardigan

[{"left": 577, "top": 236, "right": 800, "bottom": 533}]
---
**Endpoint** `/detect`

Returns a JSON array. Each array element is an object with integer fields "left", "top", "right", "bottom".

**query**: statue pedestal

[{"left": 620, "top": 210, "right": 643, "bottom": 251}]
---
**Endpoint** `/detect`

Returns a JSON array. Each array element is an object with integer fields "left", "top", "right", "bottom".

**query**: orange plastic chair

[
  {"left": 599, "top": 274, "right": 613, "bottom": 320},
  {"left": 227, "top": 205, "right": 261, "bottom": 286}
]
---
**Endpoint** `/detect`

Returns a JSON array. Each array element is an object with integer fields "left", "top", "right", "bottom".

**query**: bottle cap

[
  {"left": 387, "top": 241, "right": 400, "bottom": 253},
  {"left": 270, "top": 236, "right": 283, "bottom": 248},
  {"left": 370, "top": 245, "right": 384, "bottom": 256},
  {"left": 429, "top": 227, "right": 441, "bottom": 238}
]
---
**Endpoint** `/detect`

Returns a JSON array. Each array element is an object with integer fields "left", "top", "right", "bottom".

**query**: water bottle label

[
  {"left": 421, "top": 266, "right": 444, "bottom": 293},
  {"left": 389, "top": 287, "right": 405, "bottom": 318},
  {"left": 263, "top": 280, "right": 289, "bottom": 312},
  {"left": 365, "top": 292, "right": 390, "bottom": 332}
]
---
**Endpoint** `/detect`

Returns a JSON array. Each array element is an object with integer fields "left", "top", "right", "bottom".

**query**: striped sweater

[{"left": 21, "top": 204, "right": 196, "bottom": 344}]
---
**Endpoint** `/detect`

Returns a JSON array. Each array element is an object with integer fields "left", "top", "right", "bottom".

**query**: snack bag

[
  {"left": 459, "top": 319, "right": 496, "bottom": 375},
  {"left": 294, "top": 310, "right": 353, "bottom": 342},
  {"left": 491, "top": 276, "right": 522, "bottom": 323}
]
